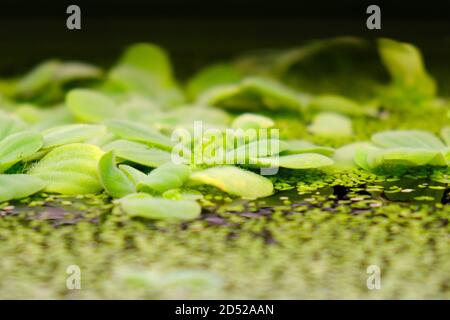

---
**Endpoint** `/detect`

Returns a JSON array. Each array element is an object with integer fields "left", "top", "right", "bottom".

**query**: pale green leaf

[
  {"left": 189, "top": 166, "right": 273, "bottom": 199},
  {"left": 186, "top": 63, "right": 242, "bottom": 99},
  {"left": 198, "top": 77, "right": 303, "bottom": 111},
  {"left": 30, "top": 143, "right": 104, "bottom": 194},
  {"left": 99, "top": 151, "right": 136, "bottom": 198},
  {"left": 371, "top": 130, "right": 445, "bottom": 149},
  {"left": 378, "top": 38, "right": 436, "bottom": 98},
  {"left": 16, "top": 60, "right": 60, "bottom": 98},
  {"left": 119, "top": 195, "right": 201, "bottom": 220},
  {"left": 0, "top": 174, "right": 46, "bottom": 202},
  {"left": 0, "top": 110, "right": 27, "bottom": 140},
  {"left": 256, "top": 153, "right": 334, "bottom": 169},
  {"left": 119, "top": 164, "right": 147, "bottom": 185},
  {"left": 333, "top": 142, "right": 372, "bottom": 169},
  {"left": 367, "top": 148, "right": 447, "bottom": 169},
  {"left": 281, "top": 140, "right": 334, "bottom": 156},
  {"left": 308, "top": 112, "right": 353, "bottom": 137},
  {"left": 138, "top": 163, "right": 191, "bottom": 194},
  {"left": 231, "top": 113, "right": 275, "bottom": 129},
  {"left": 102, "top": 140, "right": 172, "bottom": 167},
  {"left": 104, "top": 119, "right": 173, "bottom": 150},
  {"left": 116, "top": 43, "right": 174, "bottom": 87},
  {"left": 66, "top": 89, "right": 120, "bottom": 123},
  {"left": 0, "top": 131, "right": 43, "bottom": 172},
  {"left": 42, "top": 124, "right": 106, "bottom": 149},
  {"left": 226, "top": 139, "right": 288, "bottom": 163},
  {"left": 308, "top": 95, "right": 374, "bottom": 116}
]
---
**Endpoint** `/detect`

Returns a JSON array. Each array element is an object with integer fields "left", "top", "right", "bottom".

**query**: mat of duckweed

[{"left": 0, "top": 37, "right": 449, "bottom": 299}]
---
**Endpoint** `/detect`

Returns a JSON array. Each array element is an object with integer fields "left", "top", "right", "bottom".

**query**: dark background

[{"left": 0, "top": 0, "right": 449, "bottom": 77}]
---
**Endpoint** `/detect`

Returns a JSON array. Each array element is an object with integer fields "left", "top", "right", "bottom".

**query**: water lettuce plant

[{"left": 0, "top": 38, "right": 448, "bottom": 222}]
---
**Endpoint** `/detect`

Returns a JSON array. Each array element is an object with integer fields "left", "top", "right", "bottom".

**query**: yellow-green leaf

[
  {"left": 0, "top": 174, "right": 46, "bottom": 202},
  {"left": 30, "top": 143, "right": 104, "bottom": 194},
  {"left": 190, "top": 166, "right": 273, "bottom": 199},
  {"left": 99, "top": 151, "right": 136, "bottom": 198}
]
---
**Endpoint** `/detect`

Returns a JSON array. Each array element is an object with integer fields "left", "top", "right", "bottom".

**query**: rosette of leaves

[{"left": 353, "top": 130, "right": 450, "bottom": 174}]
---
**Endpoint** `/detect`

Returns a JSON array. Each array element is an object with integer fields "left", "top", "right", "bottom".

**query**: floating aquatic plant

[{"left": 0, "top": 39, "right": 448, "bottom": 223}]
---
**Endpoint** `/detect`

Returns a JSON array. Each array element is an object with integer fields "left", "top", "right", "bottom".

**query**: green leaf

[
  {"left": 0, "top": 110, "right": 27, "bottom": 140},
  {"left": 0, "top": 131, "right": 43, "bottom": 172},
  {"left": 138, "top": 163, "right": 191, "bottom": 194},
  {"left": 119, "top": 195, "right": 201, "bottom": 221},
  {"left": 0, "top": 174, "right": 46, "bottom": 202},
  {"left": 186, "top": 63, "right": 242, "bottom": 99},
  {"left": 333, "top": 142, "right": 372, "bottom": 169},
  {"left": 53, "top": 62, "right": 102, "bottom": 83},
  {"left": 281, "top": 140, "right": 334, "bottom": 156},
  {"left": 308, "top": 95, "right": 373, "bottom": 116},
  {"left": 66, "top": 89, "right": 119, "bottom": 123},
  {"left": 98, "top": 151, "right": 136, "bottom": 198},
  {"left": 231, "top": 113, "right": 275, "bottom": 130},
  {"left": 42, "top": 124, "right": 106, "bottom": 149},
  {"left": 189, "top": 166, "right": 273, "bottom": 199},
  {"left": 119, "top": 164, "right": 148, "bottom": 185},
  {"left": 256, "top": 153, "right": 334, "bottom": 169},
  {"left": 116, "top": 43, "right": 174, "bottom": 87},
  {"left": 308, "top": 112, "right": 353, "bottom": 137},
  {"left": 441, "top": 127, "right": 450, "bottom": 146},
  {"left": 104, "top": 119, "right": 173, "bottom": 150},
  {"left": 371, "top": 130, "right": 445, "bottom": 149},
  {"left": 198, "top": 77, "right": 303, "bottom": 111},
  {"left": 30, "top": 143, "right": 104, "bottom": 194},
  {"left": 378, "top": 38, "right": 436, "bottom": 98},
  {"left": 102, "top": 140, "right": 172, "bottom": 167},
  {"left": 16, "top": 60, "right": 60, "bottom": 98},
  {"left": 108, "top": 66, "right": 185, "bottom": 106},
  {"left": 354, "top": 145, "right": 379, "bottom": 171},
  {"left": 226, "top": 139, "right": 288, "bottom": 163},
  {"left": 367, "top": 148, "right": 447, "bottom": 169}
]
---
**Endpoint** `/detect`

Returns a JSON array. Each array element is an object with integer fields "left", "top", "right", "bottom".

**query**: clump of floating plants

[{"left": 0, "top": 37, "right": 448, "bottom": 222}]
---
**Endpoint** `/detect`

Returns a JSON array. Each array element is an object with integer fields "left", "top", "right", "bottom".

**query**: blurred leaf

[
  {"left": 440, "top": 127, "right": 450, "bottom": 146},
  {"left": 231, "top": 113, "right": 274, "bottom": 130},
  {"left": 281, "top": 140, "right": 334, "bottom": 156},
  {"left": 119, "top": 195, "right": 201, "bottom": 220},
  {"left": 66, "top": 89, "right": 120, "bottom": 123},
  {"left": 308, "top": 112, "right": 353, "bottom": 137},
  {"left": 198, "top": 77, "right": 303, "bottom": 111},
  {"left": 186, "top": 63, "right": 242, "bottom": 99},
  {"left": 378, "top": 38, "right": 436, "bottom": 100},
  {"left": 371, "top": 130, "right": 445, "bottom": 149},
  {"left": 0, "top": 174, "right": 46, "bottom": 202},
  {"left": 0, "top": 110, "right": 27, "bottom": 140},
  {"left": 256, "top": 153, "right": 334, "bottom": 169}
]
